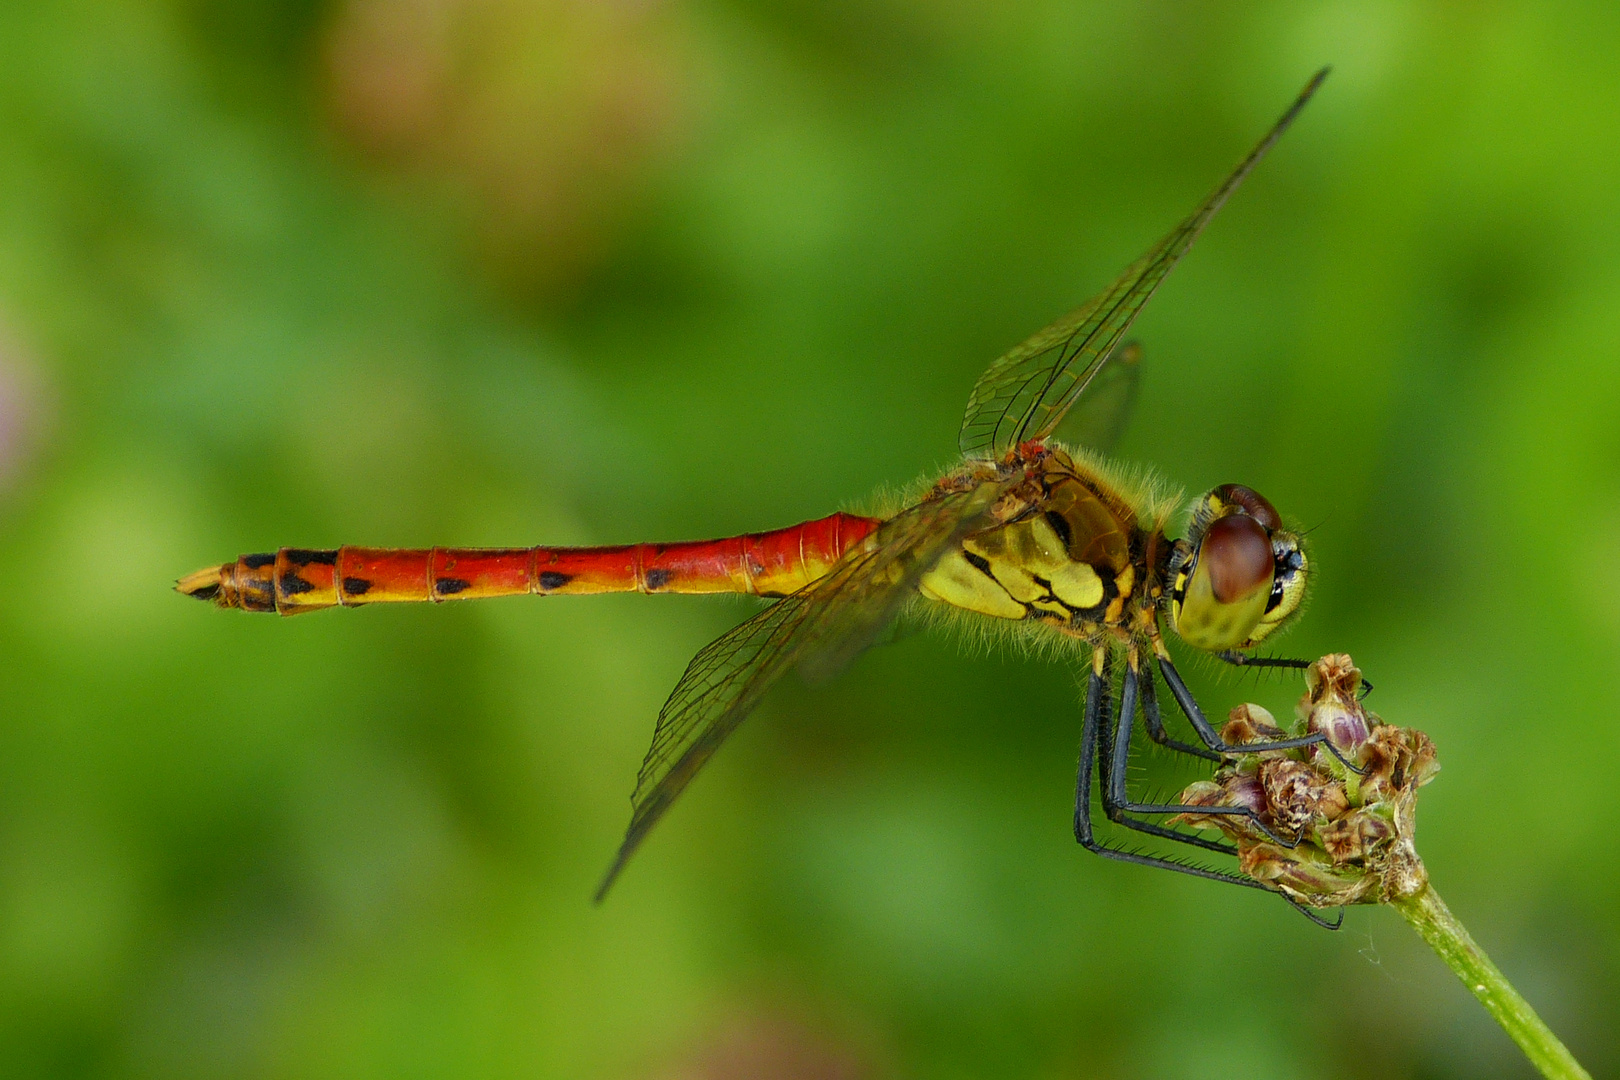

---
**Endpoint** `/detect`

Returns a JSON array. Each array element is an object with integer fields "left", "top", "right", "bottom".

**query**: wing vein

[
  {"left": 958, "top": 68, "right": 1327, "bottom": 459},
  {"left": 594, "top": 477, "right": 1014, "bottom": 900}
]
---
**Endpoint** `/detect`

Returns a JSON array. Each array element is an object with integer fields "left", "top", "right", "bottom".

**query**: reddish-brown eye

[
  {"left": 1215, "top": 484, "right": 1281, "bottom": 531},
  {"left": 1201, "top": 514, "right": 1274, "bottom": 603}
]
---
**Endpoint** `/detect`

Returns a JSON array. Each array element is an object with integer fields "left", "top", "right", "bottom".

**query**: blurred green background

[{"left": 0, "top": 1, "right": 1614, "bottom": 1077}]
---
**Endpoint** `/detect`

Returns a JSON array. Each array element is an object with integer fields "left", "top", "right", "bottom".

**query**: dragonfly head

[{"left": 1167, "top": 484, "right": 1308, "bottom": 652}]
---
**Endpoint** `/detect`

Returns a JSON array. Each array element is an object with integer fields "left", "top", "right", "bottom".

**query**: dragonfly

[{"left": 179, "top": 69, "right": 1345, "bottom": 918}]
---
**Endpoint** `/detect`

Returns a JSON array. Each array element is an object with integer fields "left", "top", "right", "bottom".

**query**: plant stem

[{"left": 1393, "top": 884, "right": 1590, "bottom": 1080}]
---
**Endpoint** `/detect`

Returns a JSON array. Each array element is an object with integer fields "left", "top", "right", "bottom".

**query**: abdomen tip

[{"left": 176, "top": 565, "right": 225, "bottom": 604}]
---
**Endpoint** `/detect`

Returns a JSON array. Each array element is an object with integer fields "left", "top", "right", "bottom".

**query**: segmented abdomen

[{"left": 177, "top": 513, "right": 881, "bottom": 615}]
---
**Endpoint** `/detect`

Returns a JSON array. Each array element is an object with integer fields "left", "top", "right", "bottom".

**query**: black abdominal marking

[{"left": 279, "top": 573, "right": 314, "bottom": 596}]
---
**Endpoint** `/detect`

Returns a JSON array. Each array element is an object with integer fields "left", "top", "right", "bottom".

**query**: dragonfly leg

[
  {"left": 1098, "top": 662, "right": 1234, "bottom": 855},
  {"left": 1158, "top": 655, "right": 1367, "bottom": 775},
  {"left": 1291, "top": 903, "right": 1346, "bottom": 930},
  {"left": 1138, "top": 659, "right": 1220, "bottom": 763},
  {"left": 1215, "top": 651, "right": 1310, "bottom": 672},
  {"left": 1089, "top": 657, "right": 1232, "bottom": 855},
  {"left": 1105, "top": 663, "right": 1301, "bottom": 850},
  {"left": 1216, "top": 650, "right": 1375, "bottom": 699},
  {"left": 1073, "top": 654, "right": 1270, "bottom": 894},
  {"left": 1074, "top": 655, "right": 1344, "bottom": 929}
]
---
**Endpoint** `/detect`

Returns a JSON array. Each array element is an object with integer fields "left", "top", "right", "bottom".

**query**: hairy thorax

[{"left": 918, "top": 446, "right": 1171, "bottom": 645}]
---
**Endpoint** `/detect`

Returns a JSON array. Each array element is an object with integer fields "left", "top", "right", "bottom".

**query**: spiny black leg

[
  {"left": 1216, "top": 651, "right": 1311, "bottom": 672},
  {"left": 1159, "top": 656, "right": 1366, "bottom": 774},
  {"left": 1094, "top": 653, "right": 1116, "bottom": 793},
  {"left": 1106, "top": 665, "right": 1301, "bottom": 850},
  {"left": 1075, "top": 652, "right": 1112, "bottom": 844},
  {"left": 1217, "top": 649, "right": 1375, "bottom": 698},
  {"left": 1073, "top": 657, "right": 1270, "bottom": 894},
  {"left": 1139, "top": 659, "right": 1219, "bottom": 762},
  {"left": 1289, "top": 902, "right": 1345, "bottom": 929},
  {"left": 1074, "top": 657, "right": 1344, "bottom": 929},
  {"left": 1098, "top": 666, "right": 1235, "bottom": 857}
]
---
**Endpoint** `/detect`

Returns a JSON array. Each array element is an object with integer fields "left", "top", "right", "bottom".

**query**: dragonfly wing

[
  {"left": 958, "top": 68, "right": 1327, "bottom": 461},
  {"left": 794, "top": 480, "right": 1008, "bottom": 684},
  {"left": 1053, "top": 340, "right": 1142, "bottom": 453},
  {"left": 593, "top": 479, "right": 1009, "bottom": 900}
]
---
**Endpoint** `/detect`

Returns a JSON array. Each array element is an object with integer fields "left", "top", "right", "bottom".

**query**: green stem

[{"left": 1392, "top": 884, "right": 1590, "bottom": 1080}]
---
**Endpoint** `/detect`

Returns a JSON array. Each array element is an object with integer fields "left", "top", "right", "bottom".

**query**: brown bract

[{"left": 1175, "top": 654, "right": 1440, "bottom": 907}]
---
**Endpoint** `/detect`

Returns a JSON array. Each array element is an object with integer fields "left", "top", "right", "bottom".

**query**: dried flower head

[{"left": 1176, "top": 654, "right": 1440, "bottom": 907}]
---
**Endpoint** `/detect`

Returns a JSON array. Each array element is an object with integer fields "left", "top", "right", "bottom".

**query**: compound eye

[
  {"left": 1201, "top": 514, "right": 1274, "bottom": 603},
  {"left": 1214, "top": 484, "right": 1281, "bottom": 531},
  {"left": 1171, "top": 513, "right": 1275, "bottom": 651}
]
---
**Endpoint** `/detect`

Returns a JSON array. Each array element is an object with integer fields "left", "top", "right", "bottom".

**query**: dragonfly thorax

[
  {"left": 917, "top": 451, "right": 1308, "bottom": 656},
  {"left": 917, "top": 445, "right": 1171, "bottom": 643}
]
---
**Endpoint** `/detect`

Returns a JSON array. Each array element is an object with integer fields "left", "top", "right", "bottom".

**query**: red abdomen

[{"left": 178, "top": 512, "right": 882, "bottom": 615}]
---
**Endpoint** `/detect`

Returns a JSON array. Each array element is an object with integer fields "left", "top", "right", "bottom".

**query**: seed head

[{"left": 1175, "top": 654, "right": 1439, "bottom": 907}]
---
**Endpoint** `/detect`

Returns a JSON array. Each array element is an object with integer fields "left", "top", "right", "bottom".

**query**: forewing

[
  {"left": 1055, "top": 340, "right": 1142, "bottom": 453},
  {"left": 593, "top": 479, "right": 1008, "bottom": 900},
  {"left": 958, "top": 69, "right": 1327, "bottom": 460}
]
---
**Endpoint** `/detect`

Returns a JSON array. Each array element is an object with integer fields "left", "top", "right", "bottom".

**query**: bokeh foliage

[{"left": 0, "top": 2, "right": 1615, "bottom": 1077}]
